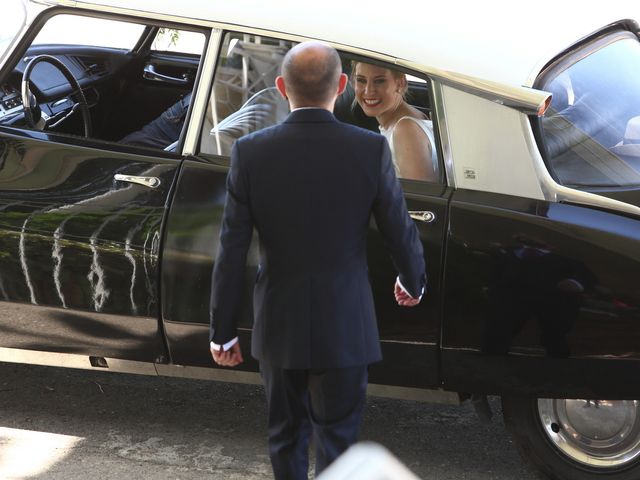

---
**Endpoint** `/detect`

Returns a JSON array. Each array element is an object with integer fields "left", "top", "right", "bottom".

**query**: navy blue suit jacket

[{"left": 210, "top": 108, "right": 425, "bottom": 369}]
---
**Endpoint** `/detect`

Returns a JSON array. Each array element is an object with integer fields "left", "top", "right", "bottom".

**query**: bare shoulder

[{"left": 393, "top": 118, "right": 430, "bottom": 149}]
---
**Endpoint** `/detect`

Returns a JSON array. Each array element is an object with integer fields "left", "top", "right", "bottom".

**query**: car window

[
  {"left": 152, "top": 28, "right": 205, "bottom": 55},
  {"left": 539, "top": 32, "right": 640, "bottom": 189},
  {"left": 199, "top": 33, "right": 293, "bottom": 160},
  {"left": 0, "top": 0, "right": 26, "bottom": 62},
  {"left": 0, "top": 12, "right": 204, "bottom": 153},
  {"left": 199, "top": 32, "right": 441, "bottom": 183},
  {"left": 33, "top": 14, "right": 145, "bottom": 50}
]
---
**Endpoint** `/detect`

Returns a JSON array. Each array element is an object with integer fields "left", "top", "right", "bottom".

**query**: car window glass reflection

[
  {"left": 200, "top": 33, "right": 293, "bottom": 157},
  {"left": 540, "top": 35, "right": 640, "bottom": 189}
]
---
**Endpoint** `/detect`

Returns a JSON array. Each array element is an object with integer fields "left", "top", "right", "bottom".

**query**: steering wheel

[{"left": 21, "top": 54, "right": 92, "bottom": 137}]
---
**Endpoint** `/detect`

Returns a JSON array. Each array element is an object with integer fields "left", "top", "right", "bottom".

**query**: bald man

[{"left": 209, "top": 41, "right": 425, "bottom": 479}]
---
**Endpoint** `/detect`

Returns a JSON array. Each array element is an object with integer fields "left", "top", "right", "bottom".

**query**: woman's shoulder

[
  {"left": 395, "top": 115, "right": 432, "bottom": 130},
  {"left": 393, "top": 116, "right": 431, "bottom": 139}
]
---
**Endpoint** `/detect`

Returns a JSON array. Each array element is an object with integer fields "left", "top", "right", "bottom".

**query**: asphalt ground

[{"left": 0, "top": 362, "right": 538, "bottom": 479}]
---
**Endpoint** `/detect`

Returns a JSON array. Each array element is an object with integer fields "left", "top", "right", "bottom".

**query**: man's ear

[
  {"left": 275, "top": 76, "right": 288, "bottom": 99},
  {"left": 337, "top": 73, "right": 348, "bottom": 95}
]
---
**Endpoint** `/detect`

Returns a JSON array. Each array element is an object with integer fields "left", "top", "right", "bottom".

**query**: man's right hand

[
  {"left": 394, "top": 279, "right": 421, "bottom": 307},
  {"left": 210, "top": 342, "right": 244, "bottom": 367}
]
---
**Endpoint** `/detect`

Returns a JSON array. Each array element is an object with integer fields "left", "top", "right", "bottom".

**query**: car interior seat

[{"left": 204, "top": 86, "right": 289, "bottom": 157}]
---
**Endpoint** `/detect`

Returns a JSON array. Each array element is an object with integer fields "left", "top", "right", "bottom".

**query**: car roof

[{"left": 43, "top": 0, "right": 639, "bottom": 86}]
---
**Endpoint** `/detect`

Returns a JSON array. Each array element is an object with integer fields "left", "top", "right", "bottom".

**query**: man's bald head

[{"left": 280, "top": 41, "right": 342, "bottom": 107}]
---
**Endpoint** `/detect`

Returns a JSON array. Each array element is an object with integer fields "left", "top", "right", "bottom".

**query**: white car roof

[{"left": 45, "top": 0, "right": 639, "bottom": 86}]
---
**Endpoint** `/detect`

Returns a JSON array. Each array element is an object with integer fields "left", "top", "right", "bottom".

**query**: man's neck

[
  {"left": 288, "top": 98, "right": 336, "bottom": 112},
  {"left": 291, "top": 106, "right": 330, "bottom": 112}
]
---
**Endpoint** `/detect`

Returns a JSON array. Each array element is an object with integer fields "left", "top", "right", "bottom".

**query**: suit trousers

[{"left": 260, "top": 363, "right": 368, "bottom": 480}]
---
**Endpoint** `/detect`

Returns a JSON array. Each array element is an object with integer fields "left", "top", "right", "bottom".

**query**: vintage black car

[{"left": 0, "top": 1, "right": 639, "bottom": 479}]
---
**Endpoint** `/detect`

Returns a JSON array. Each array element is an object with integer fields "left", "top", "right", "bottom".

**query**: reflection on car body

[{"left": 0, "top": 1, "right": 639, "bottom": 479}]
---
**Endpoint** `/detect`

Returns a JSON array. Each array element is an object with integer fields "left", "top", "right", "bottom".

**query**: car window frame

[
  {"left": 532, "top": 26, "right": 640, "bottom": 191},
  {"left": 0, "top": 6, "right": 212, "bottom": 159},
  {"left": 192, "top": 29, "right": 445, "bottom": 187}
]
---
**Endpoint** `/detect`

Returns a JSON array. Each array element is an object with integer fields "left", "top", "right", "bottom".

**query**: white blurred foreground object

[{"left": 317, "top": 442, "right": 421, "bottom": 480}]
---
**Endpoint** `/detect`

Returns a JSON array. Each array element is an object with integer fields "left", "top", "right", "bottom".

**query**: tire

[{"left": 502, "top": 396, "right": 640, "bottom": 480}]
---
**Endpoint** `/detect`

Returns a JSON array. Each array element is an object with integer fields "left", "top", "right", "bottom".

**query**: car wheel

[{"left": 502, "top": 396, "right": 640, "bottom": 480}]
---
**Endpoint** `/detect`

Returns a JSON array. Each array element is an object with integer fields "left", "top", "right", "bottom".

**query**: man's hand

[
  {"left": 394, "top": 279, "right": 421, "bottom": 307},
  {"left": 210, "top": 342, "right": 244, "bottom": 367}
]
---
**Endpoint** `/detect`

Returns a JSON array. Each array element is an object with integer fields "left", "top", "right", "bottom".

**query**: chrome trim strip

[
  {"left": 380, "top": 339, "right": 436, "bottom": 346},
  {"left": 52, "top": 97, "right": 71, "bottom": 107},
  {"left": 31, "top": 0, "right": 76, "bottom": 6},
  {"left": 0, "top": 346, "right": 157, "bottom": 374},
  {"left": 182, "top": 28, "right": 221, "bottom": 156},
  {"left": 158, "top": 363, "right": 459, "bottom": 403},
  {"left": 367, "top": 384, "right": 460, "bottom": 404},
  {"left": 555, "top": 183, "right": 640, "bottom": 217},
  {"left": 431, "top": 81, "right": 455, "bottom": 187},
  {"left": 64, "top": 2, "right": 213, "bottom": 26},
  {"left": 155, "top": 363, "right": 262, "bottom": 384},
  {"left": 20, "top": 75, "right": 30, "bottom": 118},
  {"left": 0, "top": 347, "right": 459, "bottom": 403},
  {"left": 398, "top": 59, "right": 551, "bottom": 117},
  {"left": 519, "top": 115, "right": 640, "bottom": 217},
  {"left": 519, "top": 114, "right": 560, "bottom": 201},
  {"left": 0, "top": 347, "right": 93, "bottom": 369},
  {"left": 107, "top": 358, "right": 158, "bottom": 375}
]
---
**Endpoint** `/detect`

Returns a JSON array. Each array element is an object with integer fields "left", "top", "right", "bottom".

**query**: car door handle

[
  {"left": 143, "top": 64, "right": 189, "bottom": 85},
  {"left": 114, "top": 174, "right": 161, "bottom": 188},
  {"left": 408, "top": 210, "right": 436, "bottom": 223}
]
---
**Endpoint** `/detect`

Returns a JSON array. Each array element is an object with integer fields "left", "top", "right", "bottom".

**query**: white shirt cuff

[
  {"left": 210, "top": 337, "right": 239, "bottom": 352},
  {"left": 397, "top": 276, "right": 424, "bottom": 300}
]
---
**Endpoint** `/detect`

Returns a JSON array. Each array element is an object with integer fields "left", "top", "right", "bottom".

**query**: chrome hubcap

[{"left": 538, "top": 399, "right": 640, "bottom": 467}]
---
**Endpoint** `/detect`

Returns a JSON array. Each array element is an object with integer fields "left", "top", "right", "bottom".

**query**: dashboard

[{"left": 0, "top": 83, "right": 23, "bottom": 122}]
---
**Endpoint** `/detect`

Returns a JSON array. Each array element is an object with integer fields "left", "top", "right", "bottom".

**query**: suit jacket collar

[{"left": 284, "top": 108, "right": 337, "bottom": 124}]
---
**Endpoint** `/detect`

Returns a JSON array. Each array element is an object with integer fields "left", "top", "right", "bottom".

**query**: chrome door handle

[
  {"left": 143, "top": 64, "right": 189, "bottom": 85},
  {"left": 114, "top": 174, "right": 161, "bottom": 188},
  {"left": 408, "top": 210, "right": 436, "bottom": 223}
]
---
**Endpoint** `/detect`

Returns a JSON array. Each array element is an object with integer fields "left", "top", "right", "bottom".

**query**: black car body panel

[
  {"left": 442, "top": 189, "right": 640, "bottom": 397},
  {"left": 0, "top": 128, "right": 180, "bottom": 361},
  {"left": 160, "top": 159, "right": 447, "bottom": 388}
]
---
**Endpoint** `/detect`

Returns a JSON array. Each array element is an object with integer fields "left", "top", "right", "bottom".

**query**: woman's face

[{"left": 353, "top": 63, "right": 404, "bottom": 118}]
